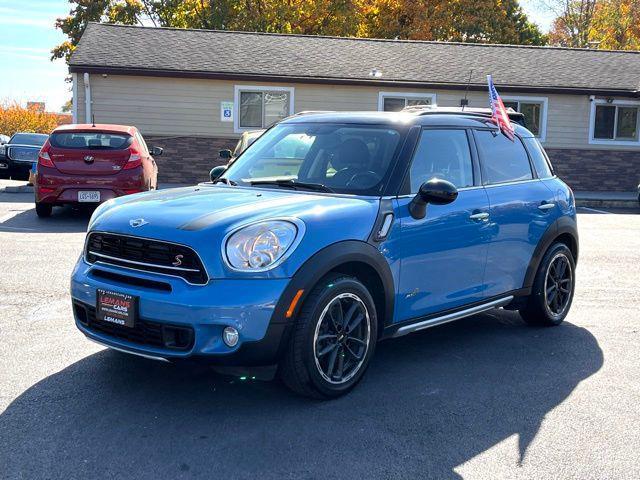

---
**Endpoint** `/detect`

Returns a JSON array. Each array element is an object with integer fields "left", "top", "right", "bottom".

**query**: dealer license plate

[
  {"left": 96, "top": 289, "right": 138, "bottom": 328},
  {"left": 78, "top": 191, "right": 100, "bottom": 202}
]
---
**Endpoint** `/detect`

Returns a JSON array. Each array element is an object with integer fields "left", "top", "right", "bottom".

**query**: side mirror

[
  {"left": 219, "top": 149, "right": 232, "bottom": 160},
  {"left": 409, "top": 178, "right": 458, "bottom": 219},
  {"left": 150, "top": 146, "right": 163, "bottom": 156},
  {"left": 210, "top": 165, "right": 227, "bottom": 182}
]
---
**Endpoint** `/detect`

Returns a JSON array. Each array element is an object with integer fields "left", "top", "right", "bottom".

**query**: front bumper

[
  {"left": 6, "top": 159, "right": 32, "bottom": 178},
  {"left": 0, "top": 155, "right": 9, "bottom": 171},
  {"left": 70, "top": 257, "right": 293, "bottom": 365}
]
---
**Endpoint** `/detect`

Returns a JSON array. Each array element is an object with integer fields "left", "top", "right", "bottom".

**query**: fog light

[{"left": 223, "top": 326, "right": 239, "bottom": 347}]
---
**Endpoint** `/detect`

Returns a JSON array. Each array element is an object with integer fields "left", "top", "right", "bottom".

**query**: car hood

[{"left": 89, "top": 184, "right": 381, "bottom": 278}]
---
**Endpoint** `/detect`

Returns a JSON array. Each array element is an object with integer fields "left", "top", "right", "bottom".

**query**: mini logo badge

[
  {"left": 129, "top": 218, "right": 148, "bottom": 228},
  {"left": 84, "top": 155, "right": 94, "bottom": 163},
  {"left": 172, "top": 254, "right": 184, "bottom": 267}
]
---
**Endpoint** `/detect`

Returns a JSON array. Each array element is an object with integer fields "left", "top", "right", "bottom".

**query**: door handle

[
  {"left": 538, "top": 202, "right": 556, "bottom": 211},
  {"left": 469, "top": 212, "right": 490, "bottom": 221}
]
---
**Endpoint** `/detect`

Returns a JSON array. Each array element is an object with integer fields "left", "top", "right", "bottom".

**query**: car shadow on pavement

[
  {"left": 0, "top": 310, "right": 602, "bottom": 479},
  {"left": 0, "top": 205, "right": 90, "bottom": 233}
]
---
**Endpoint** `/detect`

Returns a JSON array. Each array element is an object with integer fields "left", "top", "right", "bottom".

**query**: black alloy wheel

[
  {"left": 544, "top": 252, "right": 573, "bottom": 318},
  {"left": 313, "top": 292, "right": 370, "bottom": 385},
  {"left": 520, "top": 242, "right": 576, "bottom": 326},
  {"left": 279, "top": 274, "right": 378, "bottom": 399}
]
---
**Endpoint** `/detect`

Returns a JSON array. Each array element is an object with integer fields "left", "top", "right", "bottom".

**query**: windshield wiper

[
  {"left": 249, "top": 179, "right": 334, "bottom": 193},
  {"left": 213, "top": 177, "right": 237, "bottom": 186}
]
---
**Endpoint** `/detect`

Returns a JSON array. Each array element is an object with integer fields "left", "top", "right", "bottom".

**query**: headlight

[{"left": 224, "top": 219, "right": 303, "bottom": 271}]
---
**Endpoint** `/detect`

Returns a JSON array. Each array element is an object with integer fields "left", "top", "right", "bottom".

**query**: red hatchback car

[{"left": 35, "top": 124, "right": 160, "bottom": 217}]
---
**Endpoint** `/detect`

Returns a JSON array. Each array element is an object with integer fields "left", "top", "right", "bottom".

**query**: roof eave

[{"left": 68, "top": 65, "right": 640, "bottom": 98}]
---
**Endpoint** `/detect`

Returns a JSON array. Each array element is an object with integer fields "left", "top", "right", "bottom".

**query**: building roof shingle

[{"left": 70, "top": 23, "right": 640, "bottom": 96}]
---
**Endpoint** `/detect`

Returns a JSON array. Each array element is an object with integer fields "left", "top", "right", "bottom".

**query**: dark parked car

[
  {"left": 211, "top": 129, "right": 265, "bottom": 180},
  {"left": 220, "top": 129, "right": 265, "bottom": 164},
  {"left": 0, "top": 132, "right": 49, "bottom": 179},
  {"left": 35, "top": 124, "right": 160, "bottom": 218}
]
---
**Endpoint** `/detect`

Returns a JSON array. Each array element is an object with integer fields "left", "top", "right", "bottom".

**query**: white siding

[{"left": 77, "top": 73, "right": 640, "bottom": 151}]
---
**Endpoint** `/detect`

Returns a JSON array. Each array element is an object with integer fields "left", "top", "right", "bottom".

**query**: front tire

[
  {"left": 35, "top": 202, "right": 52, "bottom": 218},
  {"left": 520, "top": 242, "right": 575, "bottom": 326},
  {"left": 279, "top": 274, "right": 378, "bottom": 399}
]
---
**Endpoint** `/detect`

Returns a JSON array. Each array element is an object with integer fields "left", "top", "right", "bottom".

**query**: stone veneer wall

[
  {"left": 146, "top": 136, "right": 639, "bottom": 192},
  {"left": 546, "top": 148, "right": 639, "bottom": 192},
  {"left": 145, "top": 135, "right": 236, "bottom": 184}
]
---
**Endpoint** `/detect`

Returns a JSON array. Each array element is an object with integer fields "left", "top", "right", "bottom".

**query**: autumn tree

[
  {"left": 545, "top": 0, "right": 640, "bottom": 49},
  {"left": 0, "top": 101, "right": 61, "bottom": 135},
  {"left": 589, "top": 0, "right": 640, "bottom": 50},
  {"left": 546, "top": 0, "right": 598, "bottom": 47},
  {"left": 358, "top": 0, "right": 546, "bottom": 44},
  {"left": 53, "top": 0, "right": 546, "bottom": 63}
]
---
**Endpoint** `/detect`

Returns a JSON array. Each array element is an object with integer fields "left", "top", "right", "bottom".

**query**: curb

[
  {"left": 0, "top": 185, "right": 34, "bottom": 193},
  {"left": 576, "top": 198, "right": 639, "bottom": 209}
]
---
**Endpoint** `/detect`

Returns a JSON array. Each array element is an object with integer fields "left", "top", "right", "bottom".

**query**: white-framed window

[
  {"left": 233, "top": 85, "right": 295, "bottom": 133},
  {"left": 378, "top": 92, "right": 436, "bottom": 112},
  {"left": 502, "top": 96, "right": 548, "bottom": 142},
  {"left": 589, "top": 99, "right": 640, "bottom": 146}
]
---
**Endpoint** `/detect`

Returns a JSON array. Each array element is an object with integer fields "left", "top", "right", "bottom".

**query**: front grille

[
  {"left": 90, "top": 269, "right": 172, "bottom": 292},
  {"left": 7, "top": 146, "right": 39, "bottom": 162},
  {"left": 85, "top": 232, "right": 208, "bottom": 285},
  {"left": 74, "top": 301, "right": 194, "bottom": 351}
]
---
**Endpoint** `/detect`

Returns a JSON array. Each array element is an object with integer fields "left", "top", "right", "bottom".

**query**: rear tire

[
  {"left": 279, "top": 274, "right": 378, "bottom": 399},
  {"left": 520, "top": 242, "right": 575, "bottom": 326},
  {"left": 35, "top": 202, "right": 52, "bottom": 218}
]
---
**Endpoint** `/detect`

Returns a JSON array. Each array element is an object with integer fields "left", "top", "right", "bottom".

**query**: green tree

[{"left": 61, "top": 99, "right": 73, "bottom": 113}]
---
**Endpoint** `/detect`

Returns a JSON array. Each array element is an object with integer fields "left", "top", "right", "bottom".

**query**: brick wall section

[
  {"left": 145, "top": 135, "right": 236, "bottom": 184},
  {"left": 546, "top": 148, "right": 640, "bottom": 192},
  {"left": 146, "top": 135, "right": 639, "bottom": 191}
]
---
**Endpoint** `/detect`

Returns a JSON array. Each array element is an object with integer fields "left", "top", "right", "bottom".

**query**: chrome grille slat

[
  {"left": 85, "top": 232, "right": 208, "bottom": 285},
  {"left": 88, "top": 251, "right": 201, "bottom": 272}
]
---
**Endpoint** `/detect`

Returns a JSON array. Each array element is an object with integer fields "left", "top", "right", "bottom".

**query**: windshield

[
  {"left": 222, "top": 123, "right": 403, "bottom": 195},
  {"left": 10, "top": 133, "right": 48, "bottom": 146}
]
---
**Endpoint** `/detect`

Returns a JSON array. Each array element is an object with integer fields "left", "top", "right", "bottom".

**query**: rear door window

[
  {"left": 474, "top": 130, "right": 533, "bottom": 184},
  {"left": 522, "top": 137, "right": 553, "bottom": 179},
  {"left": 50, "top": 132, "right": 132, "bottom": 150},
  {"left": 409, "top": 129, "right": 474, "bottom": 192}
]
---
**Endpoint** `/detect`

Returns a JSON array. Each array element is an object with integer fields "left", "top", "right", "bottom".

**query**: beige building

[{"left": 70, "top": 23, "right": 640, "bottom": 191}]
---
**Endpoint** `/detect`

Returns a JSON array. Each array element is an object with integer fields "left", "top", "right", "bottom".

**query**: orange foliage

[
  {"left": 590, "top": 0, "right": 640, "bottom": 50},
  {"left": 0, "top": 101, "right": 62, "bottom": 136}
]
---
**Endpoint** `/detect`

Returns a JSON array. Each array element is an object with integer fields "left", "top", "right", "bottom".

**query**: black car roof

[{"left": 281, "top": 110, "right": 535, "bottom": 138}]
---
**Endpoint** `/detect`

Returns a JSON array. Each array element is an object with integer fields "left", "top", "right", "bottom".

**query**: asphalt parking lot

[{"left": 1, "top": 185, "right": 639, "bottom": 479}]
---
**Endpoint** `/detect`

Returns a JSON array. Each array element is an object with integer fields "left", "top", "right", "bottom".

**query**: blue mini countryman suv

[{"left": 71, "top": 109, "right": 578, "bottom": 398}]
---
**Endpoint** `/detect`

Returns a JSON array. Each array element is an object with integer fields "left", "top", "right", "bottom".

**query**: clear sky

[{"left": 0, "top": 0, "right": 554, "bottom": 114}]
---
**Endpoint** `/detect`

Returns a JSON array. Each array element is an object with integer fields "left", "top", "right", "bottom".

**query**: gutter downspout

[
  {"left": 71, "top": 73, "right": 78, "bottom": 123},
  {"left": 83, "top": 72, "right": 91, "bottom": 124}
]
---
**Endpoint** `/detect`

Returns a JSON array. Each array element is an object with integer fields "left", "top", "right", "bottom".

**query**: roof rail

[
  {"left": 401, "top": 105, "right": 526, "bottom": 125},
  {"left": 290, "top": 110, "right": 336, "bottom": 117}
]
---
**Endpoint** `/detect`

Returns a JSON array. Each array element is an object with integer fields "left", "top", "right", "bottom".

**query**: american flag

[{"left": 487, "top": 75, "right": 515, "bottom": 141}]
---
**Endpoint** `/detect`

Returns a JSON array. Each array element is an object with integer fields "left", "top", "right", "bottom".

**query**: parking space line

[
  {"left": 0, "top": 226, "right": 36, "bottom": 232},
  {"left": 579, "top": 207, "right": 611, "bottom": 214}
]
